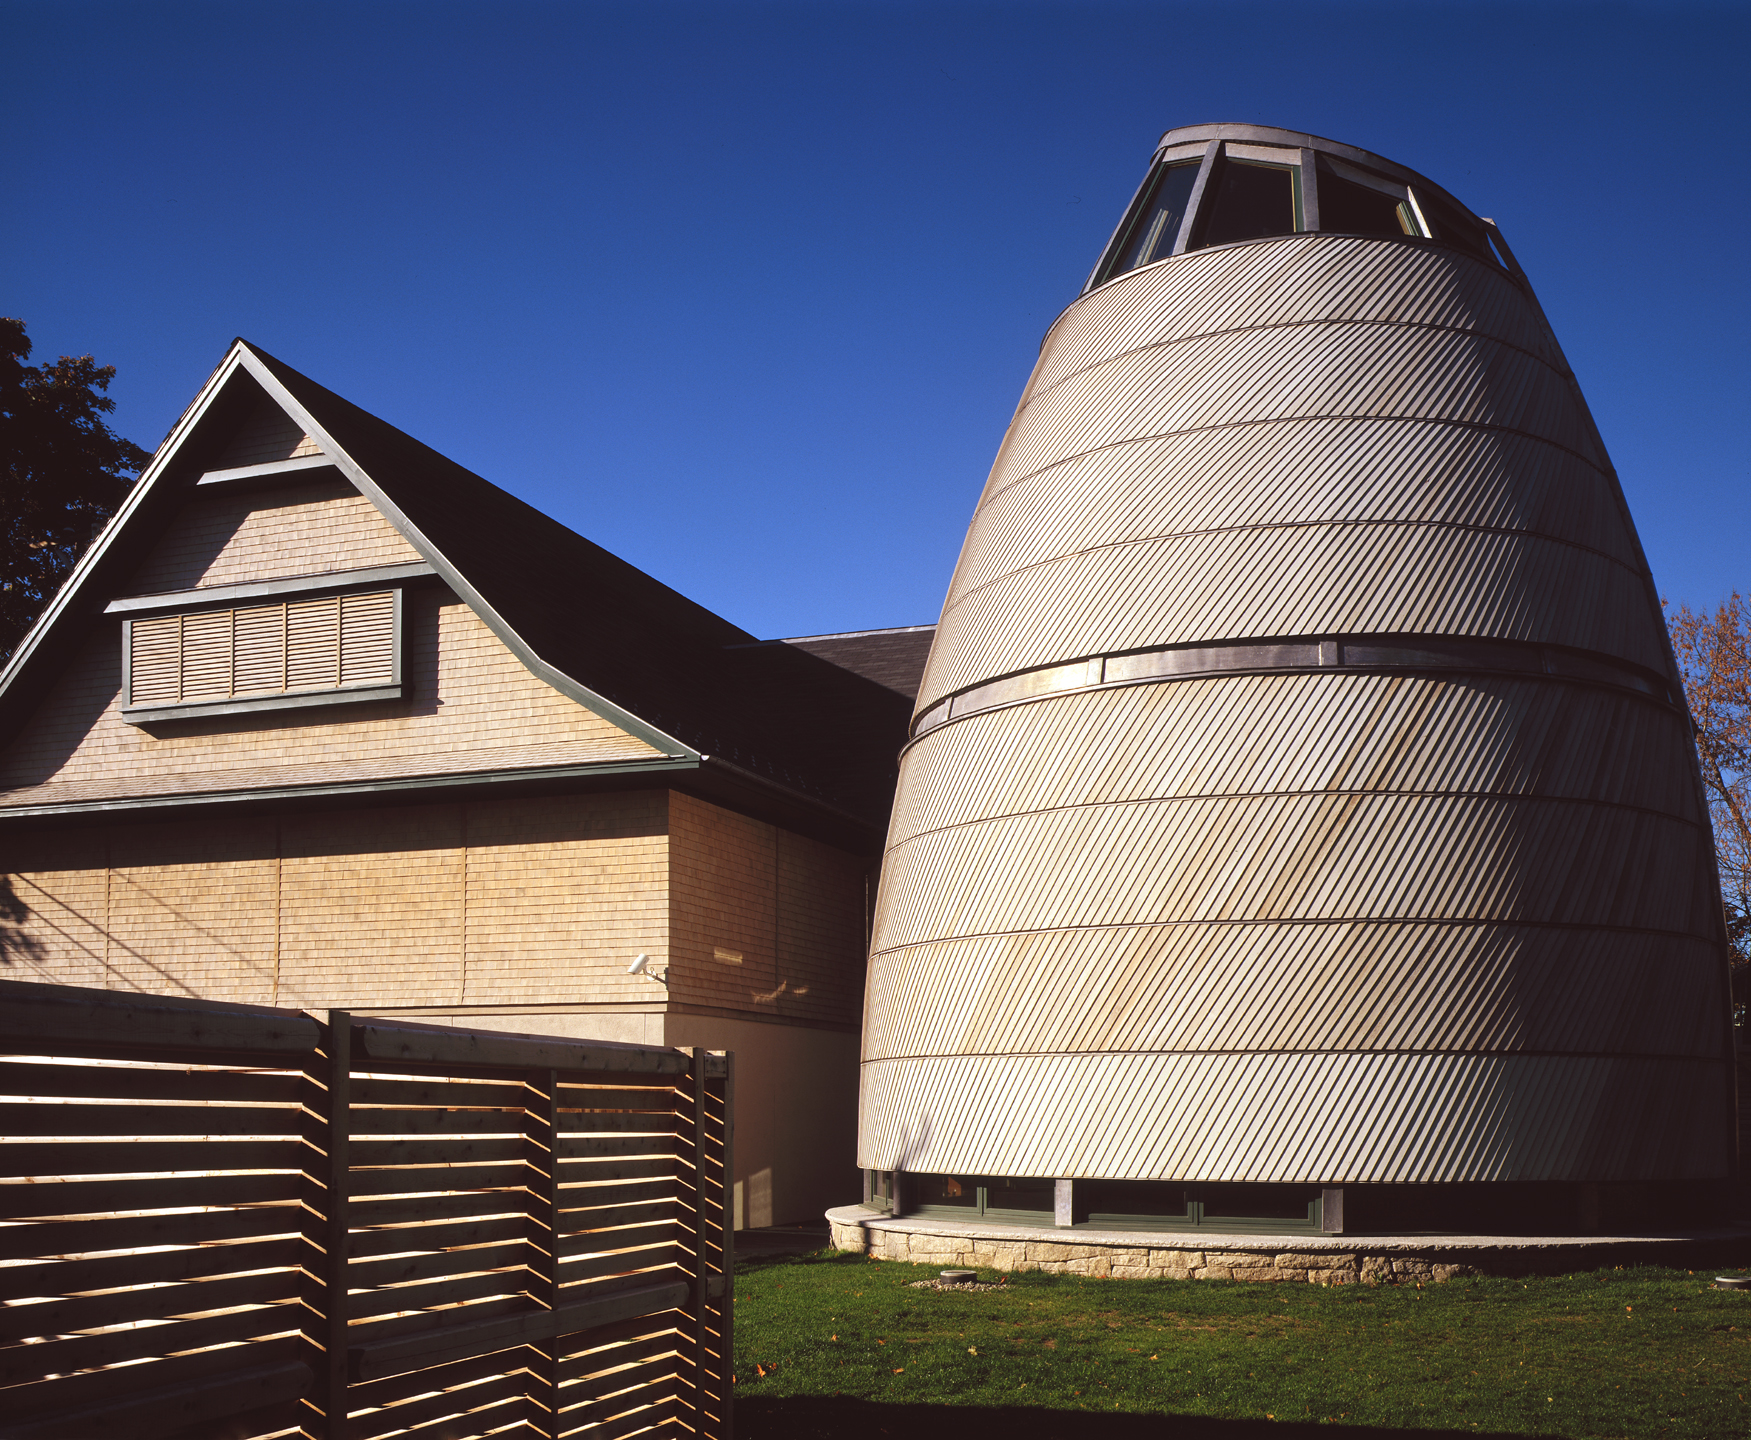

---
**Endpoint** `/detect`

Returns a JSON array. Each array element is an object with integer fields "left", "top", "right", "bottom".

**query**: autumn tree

[
  {"left": 0, "top": 317, "right": 151, "bottom": 660},
  {"left": 1666, "top": 593, "right": 1751, "bottom": 1017}
]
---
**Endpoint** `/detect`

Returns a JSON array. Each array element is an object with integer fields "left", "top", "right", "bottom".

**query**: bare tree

[{"left": 1666, "top": 593, "right": 1751, "bottom": 1020}]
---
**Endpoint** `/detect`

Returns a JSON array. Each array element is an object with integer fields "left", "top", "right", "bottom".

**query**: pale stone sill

[{"left": 825, "top": 1204, "right": 1750, "bottom": 1285}]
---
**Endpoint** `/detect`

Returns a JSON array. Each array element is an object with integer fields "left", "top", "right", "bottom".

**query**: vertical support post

[
  {"left": 1170, "top": 138, "right": 1222, "bottom": 255},
  {"left": 692, "top": 1052, "right": 734, "bottom": 1440},
  {"left": 527, "top": 1067, "right": 561, "bottom": 1439},
  {"left": 1054, "top": 1178, "right": 1075, "bottom": 1229},
  {"left": 1321, "top": 1186, "right": 1344, "bottom": 1235},
  {"left": 691, "top": 1048, "right": 709, "bottom": 1425},
  {"left": 1297, "top": 147, "right": 1320, "bottom": 232},
  {"left": 321, "top": 1011, "right": 351, "bottom": 1440}
]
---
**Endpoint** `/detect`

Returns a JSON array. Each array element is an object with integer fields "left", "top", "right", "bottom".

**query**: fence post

[
  {"left": 702, "top": 1052, "right": 734, "bottom": 1440},
  {"left": 321, "top": 1011, "right": 351, "bottom": 1440},
  {"left": 688, "top": 1050, "right": 708, "bottom": 1429},
  {"left": 526, "top": 1066, "right": 561, "bottom": 1438}
]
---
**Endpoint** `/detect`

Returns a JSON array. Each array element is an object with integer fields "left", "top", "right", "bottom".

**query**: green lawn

[{"left": 731, "top": 1248, "right": 1751, "bottom": 1439}]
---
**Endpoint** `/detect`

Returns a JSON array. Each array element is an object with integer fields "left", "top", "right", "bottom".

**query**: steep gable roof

[{"left": 0, "top": 341, "right": 911, "bottom": 833}]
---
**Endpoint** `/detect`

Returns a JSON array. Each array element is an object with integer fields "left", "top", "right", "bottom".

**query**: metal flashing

[
  {"left": 104, "top": 561, "right": 438, "bottom": 614},
  {"left": 0, "top": 755, "right": 702, "bottom": 822},
  {"left": 120, "top": 682, "right": 406, "bottom": 726}
]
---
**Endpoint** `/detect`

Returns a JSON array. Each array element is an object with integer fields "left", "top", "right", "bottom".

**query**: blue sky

[{"left": 7, "top": 1, "right": 1747, "bottom": 640}]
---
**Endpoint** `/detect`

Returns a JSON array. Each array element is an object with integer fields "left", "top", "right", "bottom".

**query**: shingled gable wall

[{"left": 0, "top": 384, "right": 875, "bottom": 1226}]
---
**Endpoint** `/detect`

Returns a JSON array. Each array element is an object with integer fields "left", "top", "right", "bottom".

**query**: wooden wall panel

[
  {"left": 461, "top": 793, "right": 669, "bottom": 1006},
  {"left": 775, "top": 829, "right": 870, "bottom": 1028},
  {"left": 125, "top": 477, "right": 420, "bottom": 594},
  {"left": 668, "top": 793, "right": 779, "bottom": 1016},
  {"left": 106, "top": 820, "right": 280, "bottom": 1004},
  {"left": 212, "top": 394, "right": 325, "bottom": 468},
  {"left": 1, "top": 795, "right": 674, "bottom": 1014},
  {"left": 278, "top": 806, "right": 465, "bottom": 1008},
  {"left": 667, "top": 793, "right": 866, "bottom": 1029},
  {"left": 0, "top": 831, "right": 109, "bottom": 989}
]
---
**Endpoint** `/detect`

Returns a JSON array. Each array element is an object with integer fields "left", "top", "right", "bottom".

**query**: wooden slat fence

[{"left": 0, "top": 979, "right": 732, "bottom": 1440}]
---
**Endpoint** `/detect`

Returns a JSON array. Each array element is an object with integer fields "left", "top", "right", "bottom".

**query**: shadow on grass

[{"left": 736, "top": 1397, "right": 1526, "bottom": 1439}]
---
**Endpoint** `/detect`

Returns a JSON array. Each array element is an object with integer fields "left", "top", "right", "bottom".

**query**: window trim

[{"left": 117, "top": 569, "right": 421, "bottom": 725}]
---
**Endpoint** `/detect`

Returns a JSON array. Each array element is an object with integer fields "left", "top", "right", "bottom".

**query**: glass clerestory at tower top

[{"left": 1089, "top": 124, "right": 1510, "bottom": 290}]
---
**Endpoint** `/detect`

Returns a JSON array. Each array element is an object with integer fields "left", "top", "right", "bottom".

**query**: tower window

[
  {"left": 1100, "top": 160, "right": 1201, "bottom": 281},
  {"left": 1199, "top": 159, "right": 1300, "bottom": 246}
]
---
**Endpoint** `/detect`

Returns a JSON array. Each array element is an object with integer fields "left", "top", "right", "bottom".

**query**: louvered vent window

[{"left": 128, "top": 591, "right": 396, "bottom": 709}]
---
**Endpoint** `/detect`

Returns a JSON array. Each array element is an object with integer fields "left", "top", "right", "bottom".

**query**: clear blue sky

[{"left": 7, "top": 1, "right": 1747, "bottom": 640}]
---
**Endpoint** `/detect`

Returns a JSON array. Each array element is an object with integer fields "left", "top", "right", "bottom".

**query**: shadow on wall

[
  {"left": 0, "top": 875, "right": 44, "bottom": 968},
  {"left": 737, "top": 1167, "right": 774, "bottom": 1230},
  {"left": 735, "top": 1398, "right": 1527, "bottom": 1440}
]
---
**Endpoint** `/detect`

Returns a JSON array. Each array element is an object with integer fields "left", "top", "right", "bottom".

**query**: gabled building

[{"left": 0, "top": 339, "right": 930, "bottom": 1227}]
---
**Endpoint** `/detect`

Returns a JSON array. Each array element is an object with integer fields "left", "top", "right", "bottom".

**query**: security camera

[{"left": 627, "top": 953, "right": 668, "bottom": 986}]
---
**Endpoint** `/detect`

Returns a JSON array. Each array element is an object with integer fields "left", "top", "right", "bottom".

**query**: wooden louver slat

[
  {"left": 127, "top": 614, "right": 182, "bottom": 704},
  {"left": 285, "top": 596, "right": 341, "bottom": 691},
  {"left": 128, "top": 589, "right": 395, "bottom": 707},
  {"left": 340, "top": 589, "right": 395, "bottom": 686}
]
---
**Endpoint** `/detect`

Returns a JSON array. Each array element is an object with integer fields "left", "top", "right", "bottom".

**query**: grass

[{"left": 731, "top": 1248, "right": 1751, "bottom": 1439}]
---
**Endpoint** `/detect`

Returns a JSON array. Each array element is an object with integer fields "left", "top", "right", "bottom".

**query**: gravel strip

[{"left": 907, "top": 1278, "right": 1006, "bottom": 1292}]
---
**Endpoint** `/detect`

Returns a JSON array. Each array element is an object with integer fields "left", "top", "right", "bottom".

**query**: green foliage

[
  {"left": 734, "top": 1248, "right": 1751, "bottom": 1438},
  {"left": 0, "top": 318, "right": 150, "bottom": 660}
]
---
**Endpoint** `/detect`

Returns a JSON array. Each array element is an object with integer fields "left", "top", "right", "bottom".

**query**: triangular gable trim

[{"left": 0, "top": 341, "right": 699, "bottom": 763}]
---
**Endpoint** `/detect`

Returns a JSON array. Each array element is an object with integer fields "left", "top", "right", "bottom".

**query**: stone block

[
  {"left": 875, "top": 1233, "right": 910, "bottom": 1262},
  {"left": 1194, "top": 1266, "right": 1234, "bottom": 1281},
  {"left": 906, "top": 1234, "right": 968, "bottom": 1256},
  {"left": 975, "top": 1245, "right": 1028, "bottom": 1272},
  {"left": 1024, "top": 1242, "right": 1074, "bottom": 1262},
  {"left": 1277, "top": 1252, "right": 1357, "bottom": 1270},
  {"left": 1149, "top": 1249, "right": 1205, "bottom": 1268},
  {"left": 1205, "top": 1250, "right": 1268, "bottom": 1262},
  {"left": 1066, "top": 1257, "right": 1113, "bottom": 1278}
]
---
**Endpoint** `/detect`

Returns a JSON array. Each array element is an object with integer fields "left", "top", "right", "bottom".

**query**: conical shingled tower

[{"left": 859, "top": 124, "right": 1734, "bottom": 1232}]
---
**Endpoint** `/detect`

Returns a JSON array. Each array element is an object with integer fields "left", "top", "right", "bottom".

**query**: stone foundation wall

[{"left": 829, "top": 1215, "right": 1470, "bottom": 1284}]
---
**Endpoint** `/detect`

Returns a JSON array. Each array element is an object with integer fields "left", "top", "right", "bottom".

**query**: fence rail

[{"left": 0, "top": 979, "right": 733, "bottom": 1440}]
